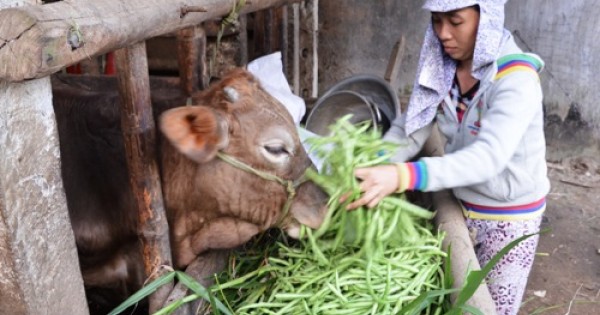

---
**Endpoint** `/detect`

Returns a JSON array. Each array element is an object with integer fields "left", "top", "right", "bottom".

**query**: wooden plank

[
  {"left": 253, "top": 7, "right": 286, "bottom": 60},
  {"left": 384, "top": 36, "right": 406, "bottom": 86},
  {"left": 252, "top": 10, "right": 266, "bottom": 57},
  {"left": 114, "top": 42, "right": 173, "bottom": 313},
  {"left": 0, "top": 0, "right": 302, "bottom": 82},
  {"left": 237, "top": 14, "right": 249, "bottom": 67},
  {"left": 279, "top": 6, "right": 289, "bottom": 76},
  {"left": 291, "top": 3, "right": 300, "bottom": 95},
  {"left": 0, "top": 78, "right": 89, "bottom": 315},
  {"left": 297, "top": 0, "right": 318, "bottom": 99},
  {"left": 176, "top": 26, "right": 206, "bottom": 95}
]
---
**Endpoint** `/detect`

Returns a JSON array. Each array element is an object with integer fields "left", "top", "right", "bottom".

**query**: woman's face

[{"left": 431, "top": 6, "right": 480, "bottom": 63}]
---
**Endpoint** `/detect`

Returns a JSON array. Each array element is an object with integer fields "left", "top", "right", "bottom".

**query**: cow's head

[{"left": 159, "top": 69, "right": 327, "bottom": 263}]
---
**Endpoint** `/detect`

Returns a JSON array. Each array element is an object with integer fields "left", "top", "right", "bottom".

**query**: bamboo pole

[
  {"left": 0, "top": 0, "right": 301, "bottom": 82},
  {"left": 115, "top": 41, "right": 173, "bottom": 313}
]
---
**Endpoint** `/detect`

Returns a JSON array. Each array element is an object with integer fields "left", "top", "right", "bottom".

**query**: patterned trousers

[{"left": 466, "top": 215, "right": 543, "bottom": 315}]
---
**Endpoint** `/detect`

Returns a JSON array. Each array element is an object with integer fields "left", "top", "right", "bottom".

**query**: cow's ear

[{"left": 159, "top": 106, "right": 229, "bottom": 163}]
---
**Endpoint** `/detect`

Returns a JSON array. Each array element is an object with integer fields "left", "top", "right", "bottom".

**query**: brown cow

[{"left": 52, "top": 69, "right": 327, "bottom": 314}]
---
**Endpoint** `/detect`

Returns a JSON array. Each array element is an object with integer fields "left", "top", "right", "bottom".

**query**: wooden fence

[{"left": 0, "top": 0, "right": 318, "bottom": 314}]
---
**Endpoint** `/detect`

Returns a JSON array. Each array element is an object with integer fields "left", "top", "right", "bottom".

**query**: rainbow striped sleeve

[
  {"left": 495, "top": 54, "right": 543, "bottom": 80},
  {"left": 396, "top": 161, "right": 428, "bottom": 192}
]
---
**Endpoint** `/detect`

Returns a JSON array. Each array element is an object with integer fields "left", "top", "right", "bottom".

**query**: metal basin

[
  {"left": 305, "top": 75, "right": 399, "bottom": 136},
  {"left": 305, "top": 90, "right": 377, "bottom": 136}
]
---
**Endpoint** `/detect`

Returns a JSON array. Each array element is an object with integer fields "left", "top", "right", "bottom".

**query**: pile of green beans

[{"left": 209, "top": 117, "right": 446, "bottom": 315}]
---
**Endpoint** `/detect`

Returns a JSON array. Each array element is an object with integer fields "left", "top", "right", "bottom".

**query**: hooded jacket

[
  {"left": 404, "top": 0, "right": 510, "bottom": 135},
  {"left": 384, "top": 2, "right": 549, "bottom": 220}
]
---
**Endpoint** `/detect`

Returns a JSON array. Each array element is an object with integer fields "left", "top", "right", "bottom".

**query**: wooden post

[
  {"left": 423, "top": 126, "right": 498, "bottom": 315},
  {"left": 115, "top": 42, "right": 173, "bottom": 313},
  {"left": 291, "top": 0, "right": 318, "bottom": 99},
  {"left": 177, "top": 26, "right": 208, "bottom": 95},
  {"left": 0, "top": 78, "right": 90, "bottom": 315},
  {"left": 291, "top": 3, "right": 300, "bottom": 95},
  {"left": 0, "top": 1, "right": 89, "bottom": 313},
  {"left": 279, "top": 6, "right": 289, "bottom": 76},
  {"left": 238, "top": 14, "right": 249, "bottom": 67}
]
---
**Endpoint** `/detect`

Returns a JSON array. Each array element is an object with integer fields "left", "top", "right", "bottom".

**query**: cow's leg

[
  {"left": 81, "top": 245, "right": 145, "bottom": 296},
  {"left": 191, "top": 217, "right": 260, "bottom": 257},
  {"left": 173, "top": 217, "right": 260, "bottom": 268},
  {"left": 81, "top": 255, "right": 128, "bottom": 288}
]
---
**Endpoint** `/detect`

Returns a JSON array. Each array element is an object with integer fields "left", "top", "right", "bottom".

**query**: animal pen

[{"left": 0, "top": 1, "right": 495, "bottom": 314}]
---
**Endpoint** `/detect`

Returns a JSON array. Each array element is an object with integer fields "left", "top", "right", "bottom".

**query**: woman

[{"left": 347, "top": 1, "right": 549, "bottom": 314}]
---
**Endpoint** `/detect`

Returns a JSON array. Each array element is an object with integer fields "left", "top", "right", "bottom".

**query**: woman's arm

[
  {"left": 347, "top": 69, "right": 543, "bottom": 210},
  {"left": 383, "top": 113, "right": 434, "bottom": 162},
  {"left": 420, "top": 69, "right": 543, "bottom": 191}
]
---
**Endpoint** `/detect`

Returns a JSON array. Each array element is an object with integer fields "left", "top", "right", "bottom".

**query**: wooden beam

[
  {"left": 0, "top": 78, "right": 89, "bottom": 315},
  {"left": 0, "top": 0, "right": 301, "bottom": 82},
  {"left": 115, "top": 42, "right": 173, "bottom": 313}
]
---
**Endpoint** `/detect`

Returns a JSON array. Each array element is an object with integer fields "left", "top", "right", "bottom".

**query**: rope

[
  {"left": 216, "top": 152, "right": 307, "bottom": 225},
  {"left": 209, "top": 0, "right": 247, "bottom": 79}
]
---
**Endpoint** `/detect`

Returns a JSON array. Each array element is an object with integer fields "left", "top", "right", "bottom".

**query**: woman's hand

[{"left": 346, "top": 164, "right": 400, "bottom": 210}]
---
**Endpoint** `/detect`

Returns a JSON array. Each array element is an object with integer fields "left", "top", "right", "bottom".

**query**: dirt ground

[{"left": 519, "top": 155, "right": 600, "bottom": 315}]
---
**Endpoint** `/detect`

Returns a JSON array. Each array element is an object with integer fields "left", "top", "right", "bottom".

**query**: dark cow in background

[{"left": 52, "top": 69, "right": 327, "bottom": 314}]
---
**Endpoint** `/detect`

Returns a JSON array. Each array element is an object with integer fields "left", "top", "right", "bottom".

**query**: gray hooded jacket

[{"left": 384, "top": 1, "right": 549, "bottom": 220}]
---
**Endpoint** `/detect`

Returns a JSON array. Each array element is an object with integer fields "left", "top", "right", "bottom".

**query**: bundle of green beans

[{"left": 209, "top": 116, "right": 447, "bottom": 315}]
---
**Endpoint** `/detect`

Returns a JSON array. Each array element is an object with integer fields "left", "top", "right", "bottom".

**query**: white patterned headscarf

[{"left": 404, "top": 0, "right": 510, "bottom": 135}]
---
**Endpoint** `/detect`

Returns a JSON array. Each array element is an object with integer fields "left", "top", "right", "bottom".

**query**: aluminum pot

[{"left": 305, "top": 74, "right": 399, "bottom": 136}]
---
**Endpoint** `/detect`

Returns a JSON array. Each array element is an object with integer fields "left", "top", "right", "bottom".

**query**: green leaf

[
  {"left": 107, "top": 270, "right": 233, "bottom": 315},
  {"left": 460, "top": 304, "right": 486, "bottom": 315},
  {"left": 175, "top": 271, "right": 233, "bottom": 315},
  {"left": 398, "top": 288, "right": 459, "bottom": 315},
  {"left": 454, "top": 233, "right": 537, "bottom": 307},
  {"left": 107, "top": 271, "right": 177, "bottom": 315}
]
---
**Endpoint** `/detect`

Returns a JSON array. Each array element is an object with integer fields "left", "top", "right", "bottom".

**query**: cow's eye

[
  {"left": 264, "top": 144, "right": 289, "bottom": 156},
  {"left": 259, "top": 128, "right": 295, "bottom": 165}
]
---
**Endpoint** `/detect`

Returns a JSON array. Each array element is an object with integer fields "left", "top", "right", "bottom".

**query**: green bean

[
  {"left": 236, "top": 302, "right": 288, "bottom": 311},
  {"left": 209, "top": 117, "right": 446, "bottom": 315}
]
